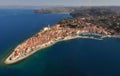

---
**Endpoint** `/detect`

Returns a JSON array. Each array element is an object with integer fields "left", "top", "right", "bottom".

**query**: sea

[{"left": 0, "top": 9, "right": 120, "bottom": 76}]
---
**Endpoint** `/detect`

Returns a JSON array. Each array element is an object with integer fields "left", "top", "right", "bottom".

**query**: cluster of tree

[
  {"left": 58, "top": 18, "right": 87, "bottom": 28},
  {"left": 84, "top": 16, "right": 120, "bottom": 33}
]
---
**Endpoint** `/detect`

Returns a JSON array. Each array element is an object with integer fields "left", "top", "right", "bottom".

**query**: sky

[{"left": 0, "top": 0, "right": 120, "bottom": 6}]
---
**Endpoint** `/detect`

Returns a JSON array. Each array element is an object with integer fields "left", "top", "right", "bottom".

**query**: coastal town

[{"left": 4, "top": 8, "right": 120, "bottom": 64}]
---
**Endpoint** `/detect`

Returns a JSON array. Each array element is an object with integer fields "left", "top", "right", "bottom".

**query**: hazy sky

[{"left": 0, "top": 0, "right": 120, "bottom": 6}]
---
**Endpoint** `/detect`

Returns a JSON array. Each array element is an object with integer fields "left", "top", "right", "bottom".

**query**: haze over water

[{"left": 0, "top": 9, "right": 120, "bottom": 76}]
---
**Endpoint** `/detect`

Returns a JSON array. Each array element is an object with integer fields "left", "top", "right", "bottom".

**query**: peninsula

[{"left": 4, "top": 7, "right": 120, "bottom": 64}]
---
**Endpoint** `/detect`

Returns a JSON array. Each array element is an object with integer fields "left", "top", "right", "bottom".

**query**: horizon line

[{"left": 0, "top": 5, "right": 120, "bottom": 7}]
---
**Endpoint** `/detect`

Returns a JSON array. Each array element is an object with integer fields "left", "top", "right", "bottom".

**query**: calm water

[{"left": 0, "top": 9, "right": 120, "bottom": 76}]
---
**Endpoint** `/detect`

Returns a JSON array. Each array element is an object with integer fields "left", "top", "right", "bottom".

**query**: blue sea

[{"left": 0, "top": 9, "right": 120, "bottom": 76}]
